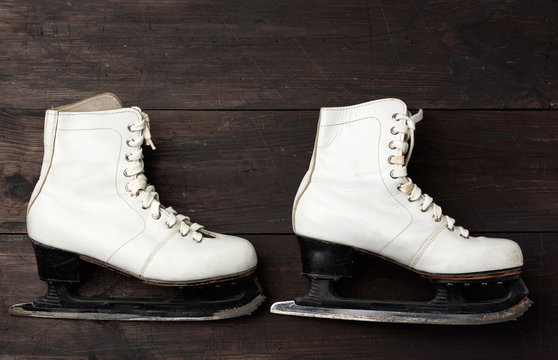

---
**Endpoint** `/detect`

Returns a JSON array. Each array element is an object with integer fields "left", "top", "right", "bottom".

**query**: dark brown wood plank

[
  {"left": 0, "top": 233, "right": 556, "bottom": 359},
  {"left": 1, "top": 0, "right": 557, "bottom": 110},
  {"left": 2, "top": 109, "right": 558, "bottom": 234}
]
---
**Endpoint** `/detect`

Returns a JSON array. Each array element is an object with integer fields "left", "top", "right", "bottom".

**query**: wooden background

[{"left": 1, "top": 0, "right": 557, "bottom": 359}]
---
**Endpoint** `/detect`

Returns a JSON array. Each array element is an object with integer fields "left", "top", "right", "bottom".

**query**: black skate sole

[
  {"left": 269, "top": 237, "right": 532, "bottom": 325},
  {"left": 301, "top": 237, "right": 523, "bottom": 281},
  {"left": 10, "top": 293, "right": 266, "bottom": 321},
  {"left": 9, "top": 272, "right": 266, "bottom": 321},
  {"left": 9, "top": 239, "right": 266, "bottom": 321},
  {"left": 31, "top": 239, "right": 258, "bottom": 286}
]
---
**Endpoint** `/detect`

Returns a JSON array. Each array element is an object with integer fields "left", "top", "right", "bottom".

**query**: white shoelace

[
  {"left": 124, "top": 107, "right": 205, "bottom": 242},
  {"left": 389, "top": 110, "right": 469, "bottom": 238}
]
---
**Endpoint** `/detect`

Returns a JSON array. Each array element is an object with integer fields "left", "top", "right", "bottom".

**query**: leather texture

[
  {"left": 27, "top": 93, "right": 258, "bottom": 283},
  {"left": 293, "top": 98, "right": 523, "bottom": 274}
]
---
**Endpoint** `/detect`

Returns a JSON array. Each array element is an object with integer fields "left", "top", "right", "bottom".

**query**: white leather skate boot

[
  {"left": 10, "top": 93, "right": 264, "bottom": 321},
  {"left": 271, "top": 98, "right": 531, "bottom": 324}
]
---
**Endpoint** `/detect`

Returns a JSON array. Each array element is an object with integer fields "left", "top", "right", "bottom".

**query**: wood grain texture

[
  {"left": 1, "top": 0, "right": 557, "bottom": 110},
  {"left": 2, "top": 109, "right": 558, "bottom": 234},
  {"left": 0, "top": 234, "right": 556, "bottom": 360},
  {"left": 1, "top": 1, "right": 557, "bottom": 358}
]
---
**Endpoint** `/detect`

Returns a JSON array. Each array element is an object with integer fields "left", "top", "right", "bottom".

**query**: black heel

[
  {"left": 295, "top": 237, "right": 354, "bottom": 307},
  {"left": 31, "top": 240, "right": 80, "bottom": 283},
  {"left": 298, "top": 236, "right": 353, "bottom": 279}
]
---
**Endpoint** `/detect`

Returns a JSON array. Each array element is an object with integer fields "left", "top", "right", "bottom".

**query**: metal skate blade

[
  {"left": 270, "top": 297, "right": 532, "bottom": 325},
  {"left": 9, "top": 295, "right": 266, "bottom": 321}
]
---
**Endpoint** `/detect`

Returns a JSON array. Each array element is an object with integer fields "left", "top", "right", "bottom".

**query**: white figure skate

[
  {"left": 10, "top": 93, "right": 265, "bottom": 321},
  {"left": 271, "top": 98, "right": 531, "bottom": 325}
]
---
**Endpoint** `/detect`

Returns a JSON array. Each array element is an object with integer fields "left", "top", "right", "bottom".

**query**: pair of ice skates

[{"left": 10, "top": 93, "right": 531, "bottom": 325}]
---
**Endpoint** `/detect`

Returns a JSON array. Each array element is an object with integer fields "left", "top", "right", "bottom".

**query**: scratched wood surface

[
  {"left": 1, "top": 0, "right": 558, "bottom": 110},
  {"left": 1, "top": 0, "right": 558, "bottom": 359}
]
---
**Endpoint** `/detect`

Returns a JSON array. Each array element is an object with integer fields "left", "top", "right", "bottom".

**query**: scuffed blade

[
  {"left": 9, "top": 295, "right": 266, "bottom": 321},
  {"left": 270, "top": 297, "right": 532, "bottom": 325}
]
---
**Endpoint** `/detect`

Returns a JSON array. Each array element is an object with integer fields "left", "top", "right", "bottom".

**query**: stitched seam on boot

[
  {"left": 58, "top": 110, "right": 141, "bottom": 119},
  {"left": 320, "top": 117, "right": 369, "bottom": 127},
  {"left": 376, "top": 118, "right": 413, "bottom": 255},
  {"left": 321, "top": 98, "right": 406, "bottom": 114},
  {"left": 410, "top": 224, "right": 446, "bottom": 269},
  {"left": 292, "top": 117, "right": 322, "bottom": 233},
  {"left": 28, "top": 111, "right": 59, "bottom": 215},
  {"left": 139, "top": 227, "right": 180, "bottom": 277},
  {"left": 54, "top": 127, "right": 146, "bottom": 262}
]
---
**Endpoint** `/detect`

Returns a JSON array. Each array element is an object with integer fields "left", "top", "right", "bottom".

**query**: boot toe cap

[
  {"left": 142, "top": 232, "right": 258, "bottom": 283},
  {"left": 414, "top": 232, "right": 523, "bottom": 275}
]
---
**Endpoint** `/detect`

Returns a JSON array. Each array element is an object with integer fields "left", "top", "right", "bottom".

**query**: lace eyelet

[
  {"left": 388, "top": 141, "right": 396, "bottom": 149},
  {"left": 126, "top": 139, "right": 133, "bottom": 147},
  {"left": 392, "top": 113, "right": 399, "bottom": 119},
  {"left": 420, "top": 206, "right": 428, "bottom": 212},
  {"left": 165, "top": 222, "right": 174, "bottom": 229},
  {"left": 125, "top": 153, "right": 132, "bottom": 161},
  {"left": 123, "top": 169, "right": 130, "bottom": 177},
  {"left": 127, "top": 123, "right": 135, "bottom": 132},
  {"left": 433, "top": 216, "right": 442, "bottom": 222},
  {"left": 390, "top": 170, "right": 397, "bottom": 179},
  {"left": 388, "top": 155, "right": 394, "bottom": 164},
  {"left": 407, "top": 196, "right": 416, "bottom": 202},
  {"left": 460, "top": 234, "right": 469, "bottom": 239},
  {"left": 141, "top": 203, "right": 149, "bottom": 210},
  {"left": 448, "top": 227, "right": 455, "bottom": 232},
  {"left": 152, "top": 213, "right": 161, "bottom": 220},
  {"left": 390, "top": 127, "right": 398, "bottom": 135}
]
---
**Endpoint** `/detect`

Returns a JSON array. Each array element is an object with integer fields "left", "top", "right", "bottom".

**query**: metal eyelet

[
  {"left": 123, "top": 169, "right": 130, "bottom": 177},
  {"left": 127, "top": 123, "right": 134, "bottom": 132},
  {"left": 388, "top": 141, "right": 396, "bottom": 149},
  {"left": 390, "top": 127, "right": 398, "bottom": 135},
  {"left": 152, "top": 213, "right": 161, "bottom": 220},
  {"left": 390, "top": 170, "right": 397, "bottom": 179},
  {"left": 388, "top": 155, "right": 394, "bottom": 164}
]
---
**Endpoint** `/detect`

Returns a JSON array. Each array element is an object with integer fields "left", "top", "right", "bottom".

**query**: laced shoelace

[
  {"left": 124, "top": 106, "right": 205, "bottom": 242},
  {"left": 388, "top": 110, "right": 469, "bottom": 238}
]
